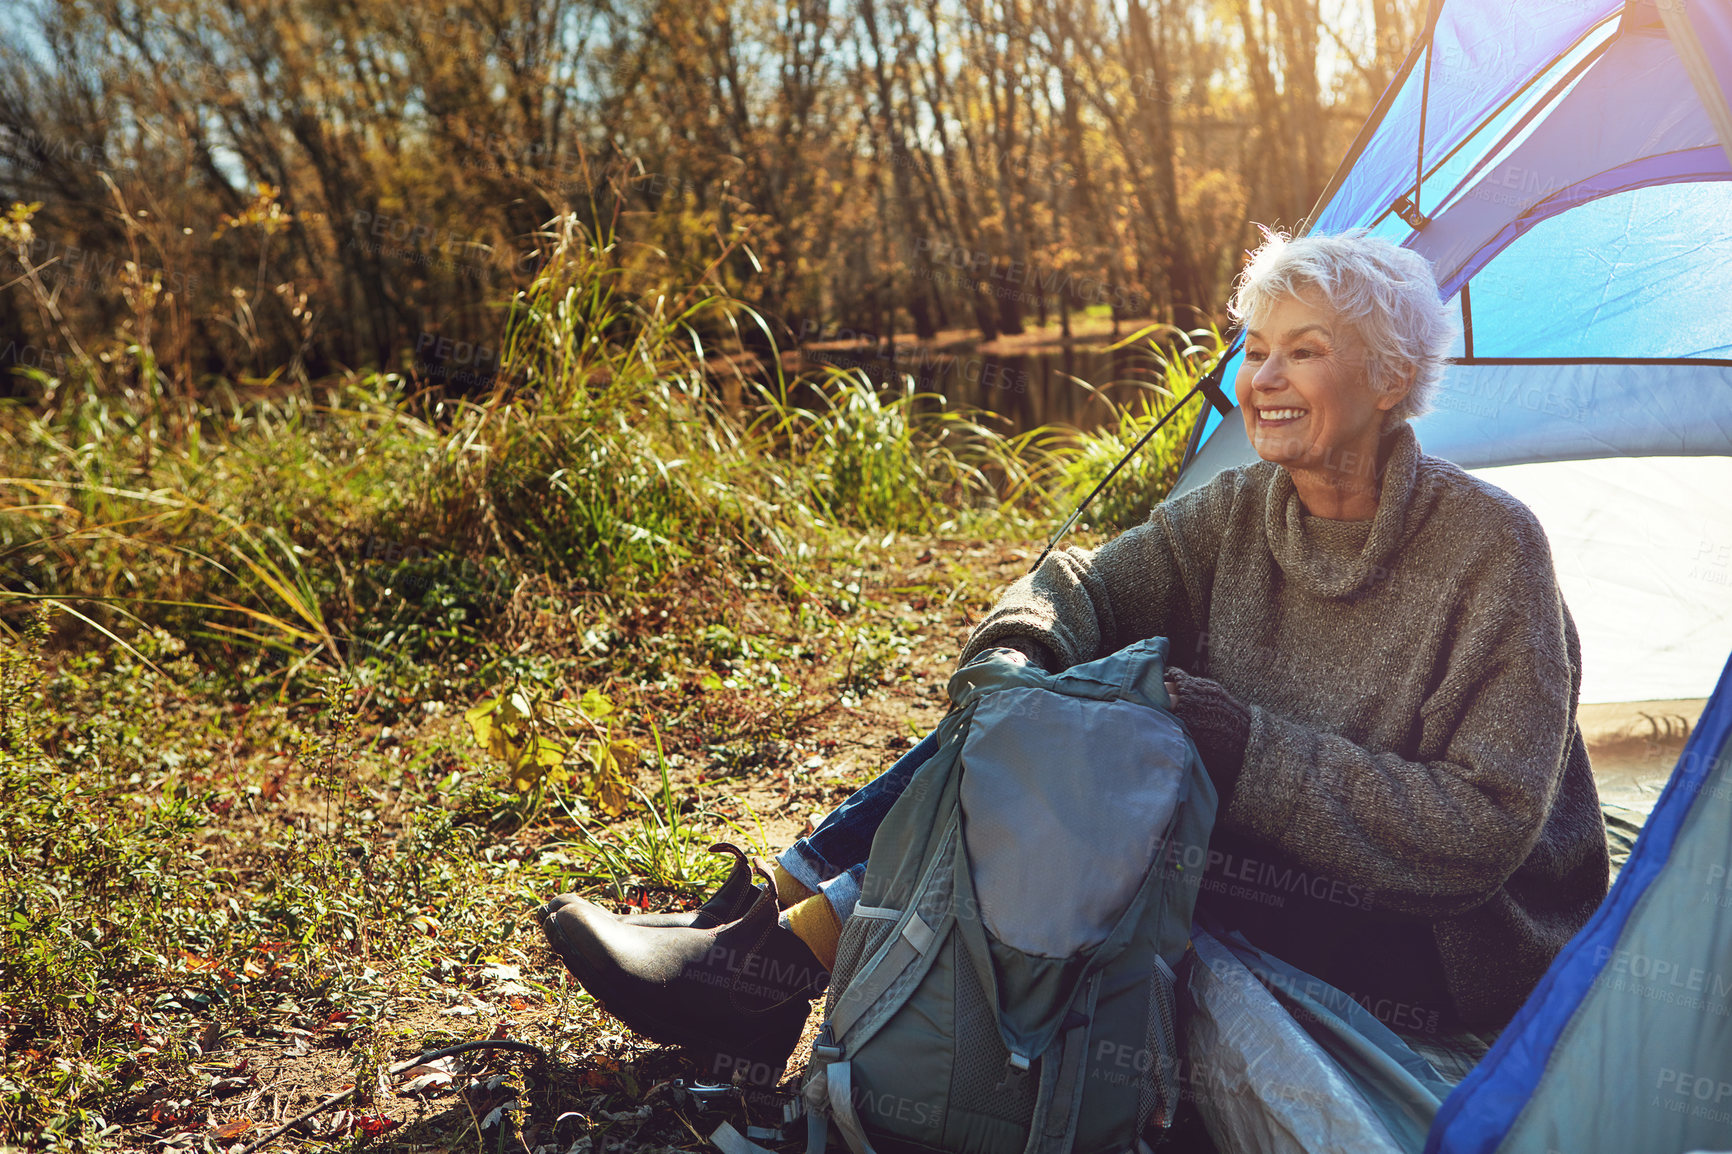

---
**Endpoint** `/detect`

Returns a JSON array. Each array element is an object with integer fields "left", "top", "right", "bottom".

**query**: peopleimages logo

[
  {"left": 414, "top": 332, "right": 499, "bottom": 386},
  {"left": 685, "top": 943, "right": 826, "bottom": 998},
  {"left": 1164, "top": 842, "right": 1368, "bottom": 910},
  {"left": 1654, "top": 1066, "right": 1732, "bottom": 1127},
  {"left": 1593, "top": 944, "right": 1732, "bottom": 1016}
]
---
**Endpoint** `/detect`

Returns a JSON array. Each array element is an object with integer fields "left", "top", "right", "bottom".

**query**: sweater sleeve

[
  {"left": 956, "top": 468, "right": 1241, "bottom": 670},
  {"left": 1221, "top": 508, "right": 1580, "bottom": 919}
]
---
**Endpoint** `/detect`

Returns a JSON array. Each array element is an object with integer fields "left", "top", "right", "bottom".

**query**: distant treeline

[{"left": 0, "top": 0, "right": 1421, "bottom": 395}]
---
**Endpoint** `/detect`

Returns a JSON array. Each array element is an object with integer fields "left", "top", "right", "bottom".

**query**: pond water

[{"left": 797, "top": 340, "right": 1186, "bottom": 436}]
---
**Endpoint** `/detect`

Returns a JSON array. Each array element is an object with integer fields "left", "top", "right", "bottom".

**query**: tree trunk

[
  {"left": 1127, "top": 0, "right": 1203, "bottom": 324},
  {"left": 857, "top": 0, "right": 937, "bottom": 339}
]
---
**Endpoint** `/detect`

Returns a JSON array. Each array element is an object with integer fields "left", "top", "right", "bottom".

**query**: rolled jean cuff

[
  {"left": 818, "top": 867, "right": 866, "bottom": 922},
  {"left": 775, "top": 845, "right": 865, "bottom": 922},
  {"left": 776, "top": 843, "right": 832, "bottom": 897}
]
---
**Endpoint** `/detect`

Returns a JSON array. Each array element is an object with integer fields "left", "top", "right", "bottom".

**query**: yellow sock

[
  {"left": 772, "top": 862, "right": 816, "bottom": 909},
  {"left": 784, "top": 893, "right": 843, "bottom": 971}
]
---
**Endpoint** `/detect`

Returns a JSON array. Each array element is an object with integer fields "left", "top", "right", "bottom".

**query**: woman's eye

[{"left": 1246, "top": 349, "right": 1267, "bottom": 361}]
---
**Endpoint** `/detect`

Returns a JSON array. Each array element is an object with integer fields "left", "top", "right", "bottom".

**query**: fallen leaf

[
  {"left": 212, "top": 1120, "right": 253, "bottom": 1140},
  {"left": 584, "top": 739, "right": 636, "bottom": 816},
  {"left": 399, "top": 1057, "right": 457, "bottom": 1095},
  {"left": 354, "top": 1113, "right": 399, "bottom": 1136},
  {"left": 403, "top": 1069, "right": 450, "bottom": 1093},
  {"left": 465, "top": 697, "right": 502, "bottom": 754},
  {"left": 209, "top": 1075, "right": 255, "bottom": 1097},
  {"left": 149, "top": 1099, "right": 197, "bottom": 1126}
]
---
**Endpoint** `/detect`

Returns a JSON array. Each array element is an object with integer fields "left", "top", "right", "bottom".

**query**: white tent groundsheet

[{"left": 1468, "top": 455, "right": 1732, "bottom": 704}]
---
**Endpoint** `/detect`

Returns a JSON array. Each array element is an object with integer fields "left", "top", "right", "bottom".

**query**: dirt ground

[
  {"left": 106, "top": 543, "right": 1041, "bottom": 1154},
  {"left": 1578, "top": 697, "right": 1708, "bottom": 817}
]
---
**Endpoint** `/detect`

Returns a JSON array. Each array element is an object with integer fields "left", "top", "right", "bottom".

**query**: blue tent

[{"left": 1168, "top": 1, "right": 1732, "bottom": 1149}]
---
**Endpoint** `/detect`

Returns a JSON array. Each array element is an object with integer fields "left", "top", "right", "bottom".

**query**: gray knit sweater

[{"left": 960, "top": 421, "right": 1609, "bottom": 1030}]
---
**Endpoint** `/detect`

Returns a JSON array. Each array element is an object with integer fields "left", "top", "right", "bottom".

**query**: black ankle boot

[
  {"left": 539, "top": 868, "right": 828, "bottom": 1073},
  {"left": 542, "top": 843, "right": 761, "bottom": 930}
]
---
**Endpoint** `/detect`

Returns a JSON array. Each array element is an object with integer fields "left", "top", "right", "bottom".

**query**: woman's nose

[{"left": 1252, "top": 351, "right": 1284, "bottom": 388}]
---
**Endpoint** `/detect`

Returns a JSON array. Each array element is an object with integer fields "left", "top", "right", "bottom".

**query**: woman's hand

[
  {"left": 983, "top": 637, "right": 1056, "bottom": 672},
  {"left": 1164, "top": 666, "right": 1251, "bottom": 805}
]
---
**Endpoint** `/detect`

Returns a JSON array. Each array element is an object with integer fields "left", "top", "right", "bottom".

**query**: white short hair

[{"left": 1227, "top": 228, "right": 1458, "bottom": 428}]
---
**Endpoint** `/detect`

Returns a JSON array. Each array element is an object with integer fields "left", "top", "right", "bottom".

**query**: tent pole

[
  {"left": 1656, "top": 2, "right": 1732, "bottom": 164},
  {"left": 1028, "top": 354, "right": 1234, "bottom": 576},
  {"left": 1412, "top": 0, "right": 1442, "bottom": 223}
]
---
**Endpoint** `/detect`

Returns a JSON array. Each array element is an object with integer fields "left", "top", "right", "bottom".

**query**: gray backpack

[{"left": 800, "top": 637, "right": 1218, "bottom": 1154}]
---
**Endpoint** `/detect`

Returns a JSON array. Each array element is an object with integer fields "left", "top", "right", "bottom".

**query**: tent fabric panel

[
  {"left": 1415, "top": 25, "right": 1720, "bottom": 290},
  {"left": 1426, "top": 649, "right": 1732, "bottom": 1153},
  {"left": 1314, "top": 0, "right": 1618, "bottom": 234},
  {"left": 1386, "top": 22, "right": 1617, "bottom": 248},
  {"left": 1419, "top": 27, "right": 1614, "bottom": 228},
  {"left": 1457, "top": 182, "right": 1732, "bottom": 361},
  {"left": 1170, "top": 403, "right": 1248, "bottom": 503},
  {"left": 1437, "top": 149, "right": 1732, "bottom": 300},
  {"left": 1413, "top": 359, "right": 1732, "bottom": 463}
]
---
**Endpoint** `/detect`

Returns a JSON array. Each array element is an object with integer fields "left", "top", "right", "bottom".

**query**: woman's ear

[
  {"left": 1372, "top": 362, "right": 1415, "bottom": 433},
  {"left": 1373, "top": 361, "right": 1415, "bottom": 418}
]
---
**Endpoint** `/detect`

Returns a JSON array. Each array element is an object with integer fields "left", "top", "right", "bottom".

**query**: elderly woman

[{"left": 540, "top": 230, "right": 1609, "bottom": 1085}]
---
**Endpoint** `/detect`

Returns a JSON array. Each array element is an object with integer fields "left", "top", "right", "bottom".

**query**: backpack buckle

[
  {"left": 812, "top": 1023, "right": 843, "bottom": 1063},
  {"left": 994, "top": 1051, "right": 1032, "bottom": 1090}
]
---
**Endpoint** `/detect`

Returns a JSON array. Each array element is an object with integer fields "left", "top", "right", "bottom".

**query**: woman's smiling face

[{"left": 1235, "top": 291, "right": 1406, "bottom": 480}]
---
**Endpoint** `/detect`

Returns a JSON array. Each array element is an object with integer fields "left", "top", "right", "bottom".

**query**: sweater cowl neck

[{"left": 1262, "top": 422, "right": 1422, "bottom": 599}]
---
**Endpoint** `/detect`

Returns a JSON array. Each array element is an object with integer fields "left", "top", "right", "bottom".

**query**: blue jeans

[{"left": 775, "top": 729, "right": 940, "bottom": 920}]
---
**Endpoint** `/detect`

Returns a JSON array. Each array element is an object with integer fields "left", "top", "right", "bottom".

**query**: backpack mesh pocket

[
  {"left": 1139, "top": 959, "right": 1181, "bottom": 1137},
  {"left": 950, "top": 935, "right": 1038, "bottom": 1122},
  {"left": 827, "top": 912, "right": 898, "bottom": 1016}
]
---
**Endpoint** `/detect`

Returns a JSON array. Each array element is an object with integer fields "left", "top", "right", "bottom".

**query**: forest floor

[{"left": 2, "top": 537, "right": 1047, "bottom": 1154}]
